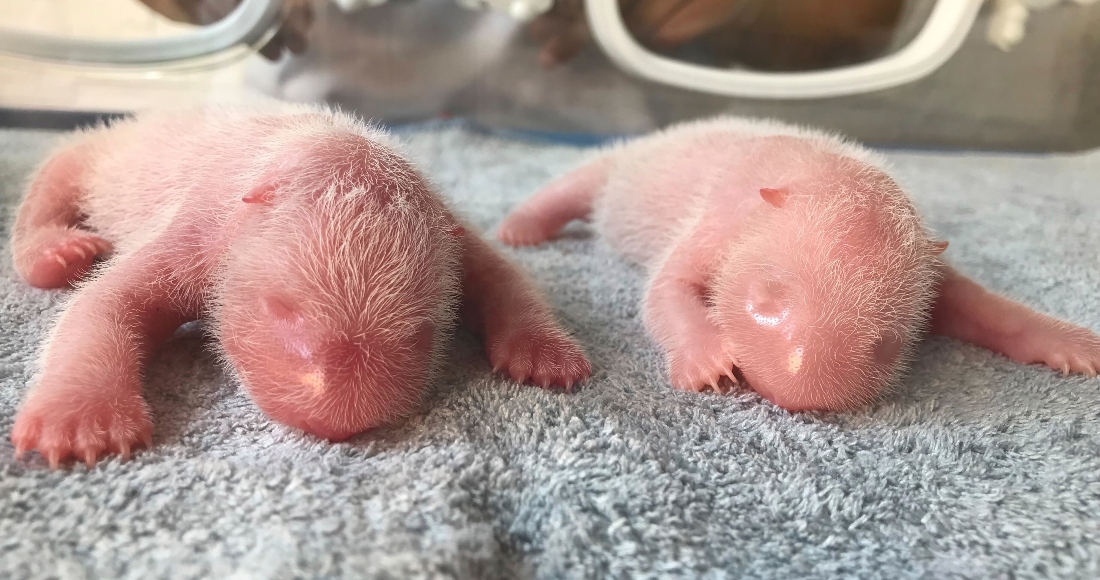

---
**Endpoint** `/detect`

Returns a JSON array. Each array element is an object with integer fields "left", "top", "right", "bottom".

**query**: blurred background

[{"left": 0, "top": 0, "right": 1097, "bottom": 151}]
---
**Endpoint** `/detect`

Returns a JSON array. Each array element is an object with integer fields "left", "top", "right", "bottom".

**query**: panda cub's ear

[
  {"left": 242, "top": 183, "right": 278, "bottom": 205},
  {"left": 759, "top": 187, "right": 789, "bottom": 208}
]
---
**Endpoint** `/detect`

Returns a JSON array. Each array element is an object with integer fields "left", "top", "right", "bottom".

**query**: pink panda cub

[
  {"left": 498, "top": 116, "right": 1100, "bottom": 411},
  {"left": 10, "top": 105, "right": 589, "bottom": 468}
]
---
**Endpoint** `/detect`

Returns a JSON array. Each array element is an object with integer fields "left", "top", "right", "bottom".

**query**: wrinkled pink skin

[
  {"left": 10, "top": 106, "right": 589, "bottom": 469},
  {"left": 499, "top": 117, "right": 1100, "bottom": 411}
]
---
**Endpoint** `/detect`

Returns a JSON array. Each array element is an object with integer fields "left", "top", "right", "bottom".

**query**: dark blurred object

[
  {"left": 0, "top": 108, "right": 128, "bottom": 130},
  {"left": 531, "top": 0, "right": 906, "bottom": 71},
  {"left": 246, "top": 0, "right": 1100, "bottom": 151},
  {"left": 137, "top": 0, "right": 313, "bottom": 60},
  {"left": 529, "top": 0, "right": 590, "bottom": 66},
  {"left": 705, "top": 0, "right": 905, "bottom": 71}
]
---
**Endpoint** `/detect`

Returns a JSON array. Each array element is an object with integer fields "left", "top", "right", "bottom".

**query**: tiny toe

[
  {"left": 710, "top": 355, "right": 736, "bottom": 384},
  {"left": 47, "top": 449, "right": 62, "bottom": 470},
  {"left": 528, "top": 360, "right": 555, "bottom": 388},
  {"left": 107, "top": 422, "right": 144, "bottom": 457},
  {"left": 53, "top": 254, "right": 68, "bottom": 268},
  {"left": 83, "top": 448, "right": 97, "bottom": 468},
  {"left": 488, "top": 350, "right": 509, "bottom": 375},
  {"left": 11, "top": 418, "right": 40, "bottom": 450},
  {"left": 1070, "top": 357, "right": 1096, "bottom": 377},
  {"left": 488, "top": 345, "right": 512, "bottom": 375},
  {"left": 497, "top": 230, "right": 517, "bottom": 245},
  {"left": 508, "top": 361, "right": 532, "bottom": 384}
]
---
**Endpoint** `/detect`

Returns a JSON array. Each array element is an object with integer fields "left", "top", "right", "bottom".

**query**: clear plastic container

[{"left": 1, "top": 0, "right": 1098, "bottom": 151}]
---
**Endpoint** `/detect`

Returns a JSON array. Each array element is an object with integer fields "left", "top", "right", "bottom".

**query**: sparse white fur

[
  {"left": 506, "top": 115, "right": 941, "bottom": 409},
  {"left": 11, "top": 104, "right": 591, "bottom": 465},
  {"left": 70, "top": 104, "right": 461, "bottom": 403}
]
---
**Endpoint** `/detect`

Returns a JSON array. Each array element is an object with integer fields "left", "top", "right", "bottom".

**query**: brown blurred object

[
  {"left": 530, "top": 0, "right": 905, "bottom": 71},
  {"left": 136, "top": 0, "right": 313, "bottom": 61},
  {"left": 529, "top": 0, "right": 591, "bottom": 67},
  {"left": 708, "top": 0, "right": 905, "bottom": 70}
]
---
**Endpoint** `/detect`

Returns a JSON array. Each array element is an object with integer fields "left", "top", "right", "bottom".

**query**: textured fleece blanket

[{"left": 1, "top": 124, "right": 1099, "bottom": 579}]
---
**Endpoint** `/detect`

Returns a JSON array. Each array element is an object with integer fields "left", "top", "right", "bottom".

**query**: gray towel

[{"left": 1, "top": 124, "right": 1098, "bottom": 579}]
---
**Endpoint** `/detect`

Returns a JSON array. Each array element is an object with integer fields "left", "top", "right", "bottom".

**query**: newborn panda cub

[
  {"left": 499, "top": 116, "right": 1100, "bottom": 411},
  {"left": 10, "top": 105, "right": 590, "bottom": 468}
]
